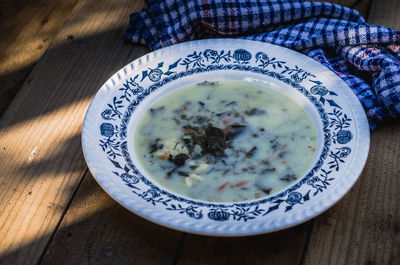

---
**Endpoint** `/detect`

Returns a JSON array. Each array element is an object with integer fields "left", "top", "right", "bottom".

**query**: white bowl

[{"left": 82, "top": 39, "right": 370, "bottom": 236}]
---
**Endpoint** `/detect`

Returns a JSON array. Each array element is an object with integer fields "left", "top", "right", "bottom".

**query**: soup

[{"left": 134, "top": 80, "right": 317, "bottom": 202}]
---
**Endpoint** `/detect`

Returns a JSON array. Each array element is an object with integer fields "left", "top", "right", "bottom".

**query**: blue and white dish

[{"left": 82, "top": 39, "right": 370, "bottom": 236}]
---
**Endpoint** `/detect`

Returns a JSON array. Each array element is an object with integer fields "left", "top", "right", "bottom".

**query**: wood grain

[
  {"left": 175, "top": 223, "right": 312, "bottom": 265},
  {"left": 302, "top": 1, "right": 400, "bottom": 264},
  {"left": 303, "top": 124, "right": 400, "bottom": 265},
  {"left": 0, "top": 0, "right": 79, "bottom": 116},
  {"left": 0, "top": 0, "right": 147, "bottom": 264},
  {"left": 39, "top": 172, "right": 184, "bottom": 265}
]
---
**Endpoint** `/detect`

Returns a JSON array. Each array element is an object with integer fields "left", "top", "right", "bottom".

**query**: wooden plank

[
  {"left": 39, "top": 172, "right": 184, "bottom": 265},
  {"left": 303, "top": 124, "right": 400, "bottom": 265},
  {"left": 41, "top": 175, "right": 311, "bottom": 265},
  {"left": 0, "top": 0, "right": 148, "bottom": 264},
  {"left": 0, "top": 0, "right": 79, "bottom": 116},
  {"left": 175, "top": 223, "right": 312, "bottom": 265},
  {"left": 302, "top": 1, "right": 400, "bottom": 264}
]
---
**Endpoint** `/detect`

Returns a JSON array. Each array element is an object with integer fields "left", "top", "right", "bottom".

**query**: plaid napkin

[{"left": 124, "top": 0, "right": 400, "bottom": 130}]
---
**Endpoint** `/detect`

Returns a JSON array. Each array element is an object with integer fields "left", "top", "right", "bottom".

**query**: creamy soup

[{"left": 134, "top": 80, "right": 317, "bottom": 202}]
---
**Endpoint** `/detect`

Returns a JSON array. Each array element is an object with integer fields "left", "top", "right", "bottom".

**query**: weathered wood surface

[
  {"left": 303, "top": 124, "right": 400, "bottom": 265},
  {"left": 0, "top": 0, "right": 399, "bottom": 265},
  {"left": 0, "top": 0, "right": 79, "bottom": 116},
  {"left": 39, "top": 174, "right": 184, "bottom": 265},
  {"left": 0, "top": 0, "right": 147, "bottom": 264}
]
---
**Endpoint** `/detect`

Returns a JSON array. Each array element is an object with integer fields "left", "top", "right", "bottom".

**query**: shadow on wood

[{"left": 0, "top": 174, "right": 184, "bottom": 265}]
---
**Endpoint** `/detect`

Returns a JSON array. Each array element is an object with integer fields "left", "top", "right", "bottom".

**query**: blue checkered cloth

[{"left": 124, "top": 0, "right": 400, "bottom": 130}]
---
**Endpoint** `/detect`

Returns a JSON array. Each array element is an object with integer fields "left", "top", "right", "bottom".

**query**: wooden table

[{"left": 0, "top": 0, "right": 399, "bottom": 264}]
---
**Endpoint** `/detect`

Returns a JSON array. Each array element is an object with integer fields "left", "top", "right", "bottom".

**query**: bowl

[{"left": 82, "top": 39, "right": 370, "bottom": 236}]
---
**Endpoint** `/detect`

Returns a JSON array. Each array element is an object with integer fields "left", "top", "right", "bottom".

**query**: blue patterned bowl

[{"left": 82, "top": 39, "right": 370, "bottom": 236}]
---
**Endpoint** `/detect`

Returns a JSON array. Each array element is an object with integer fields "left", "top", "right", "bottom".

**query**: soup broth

[{"left": 134, "top": 80, "right": 317, "bottom": 202}]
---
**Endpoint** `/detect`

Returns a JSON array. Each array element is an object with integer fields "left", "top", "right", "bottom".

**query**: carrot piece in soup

[
  {"left": 222, "top": 119, "right": 232, "bottom": 124},
  {"left": 234, "top": 181, "right": 248, "bottom": 187},
  {"left": 218, "top": 182, "right": 229, "bottom": 191}
]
